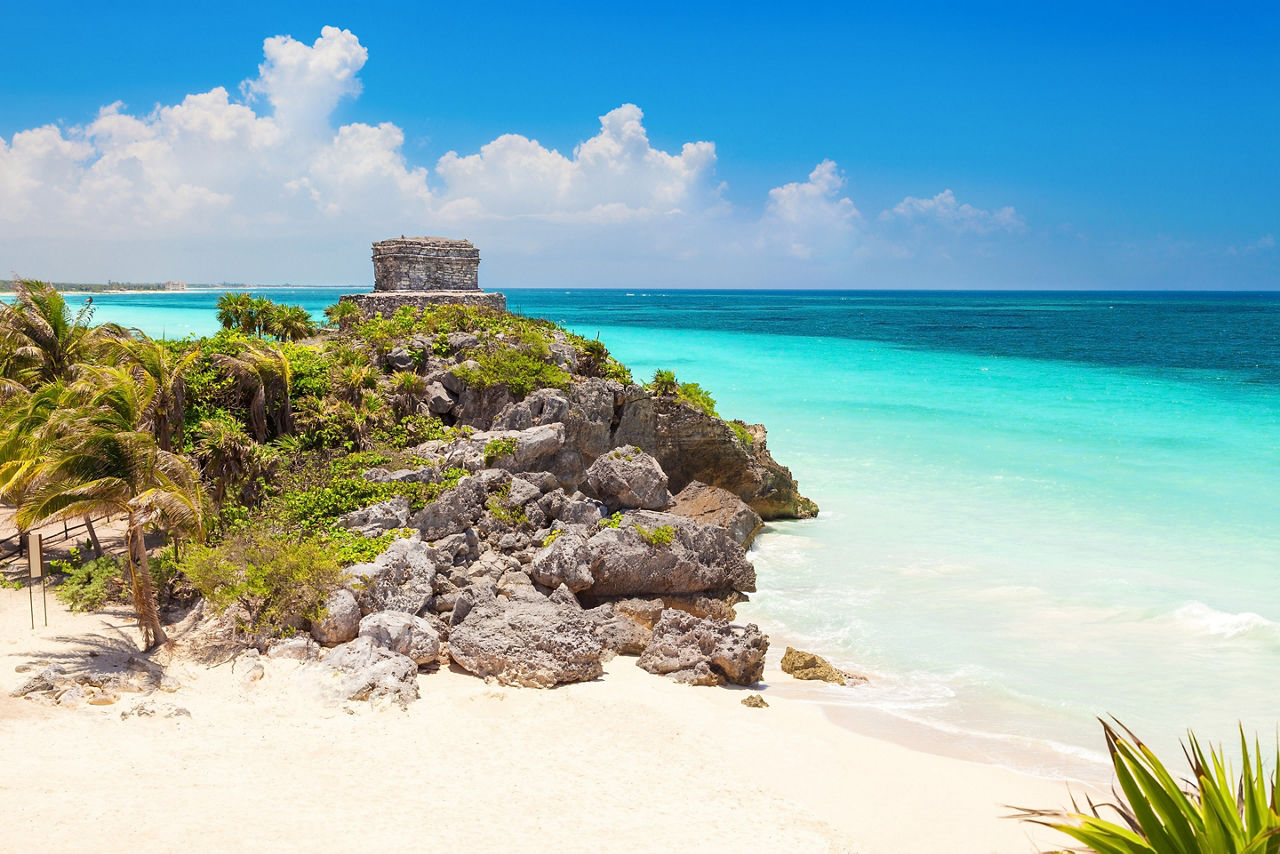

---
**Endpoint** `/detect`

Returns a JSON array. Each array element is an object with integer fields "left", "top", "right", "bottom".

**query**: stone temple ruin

[{"left": 340, "top": 237, "right": 506, "bottom": 317}]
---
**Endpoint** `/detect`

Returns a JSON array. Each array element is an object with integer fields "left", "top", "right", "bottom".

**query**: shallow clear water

[{"left": 29, "top": 287, "right": 1280, "bottom": 778}]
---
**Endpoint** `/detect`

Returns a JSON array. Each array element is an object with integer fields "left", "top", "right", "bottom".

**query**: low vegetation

[
  {"left": 635, "top": 524, "right": 676, "bottom": 547},
  {"left": 1015, "top": 720, "right": 1280, "bottom": 853}
]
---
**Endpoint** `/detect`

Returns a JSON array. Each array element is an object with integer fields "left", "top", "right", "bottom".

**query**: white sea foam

[{"left": 1167, "top": 601, "right": 1278, "bottom": 640}]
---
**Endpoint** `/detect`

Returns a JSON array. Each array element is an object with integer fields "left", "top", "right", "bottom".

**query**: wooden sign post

[{"left": 27, "top": 533, "right": 45, "bottom": 629}]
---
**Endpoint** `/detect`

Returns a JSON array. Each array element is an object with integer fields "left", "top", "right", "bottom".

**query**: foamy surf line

[{"left": 740, "top": 603, "right": 1113, "bottom": 786}]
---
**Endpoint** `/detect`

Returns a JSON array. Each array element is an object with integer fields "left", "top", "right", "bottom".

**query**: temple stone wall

[
  {"left": 345, "top": 236, "right": 504, "bottom": 317},
  {"left": 341, "top": 290, "right": 505, "bottom": 315},
  {"left": 373, "top": 237, "right": 480, "bottom": 292}
]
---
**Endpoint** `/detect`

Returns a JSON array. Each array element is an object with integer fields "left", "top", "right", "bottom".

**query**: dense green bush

[
  {"left": 52, "top": 550, "right": 126, "bottom": 612},
  {"left": 455, "top": 344, "right": 571, "bottom": 397},
  {"left": 180, "top": 532, "right": 345, "bottom": 634}
]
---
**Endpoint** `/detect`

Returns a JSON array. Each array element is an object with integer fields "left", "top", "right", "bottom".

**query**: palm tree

[
  {"left": 17, "top": 375, "right": 207, "bottom": 649},
  {"left": 108, "top": 335, "right": 199, "bottom": 452},
  {"left": 323, "top": 300, "right": 362, "bottom": 331},
  {"left": 273, "top": 305, "right": 317, "bottom": 342},
  {"left": 212, "top": 341, "right": 294, "bottom": 441},
  {"left": 192, "top": 416, "right": 279, "bottom": 507},
  {"left": 215, "top": 292, "right": 253, "bottom": 332},
  {"left": 0, "top": 279, "right": 124, "bottom": 387},
  {"left": 246, "top": 297, "right": 274, "bottom": 337}
]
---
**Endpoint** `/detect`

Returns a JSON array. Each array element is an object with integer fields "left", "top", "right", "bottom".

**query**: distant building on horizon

[{"left": 164, "top": 280, "right": 187, "bottom": 291}]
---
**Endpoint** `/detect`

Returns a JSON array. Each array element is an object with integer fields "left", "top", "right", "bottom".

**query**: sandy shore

[{"left": 0, "top": 589, "right": 1080, "bottom": 853}]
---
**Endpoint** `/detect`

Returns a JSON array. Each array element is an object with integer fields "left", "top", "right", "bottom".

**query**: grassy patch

[
  {"left": 635, "top": 524, "right": 676, "bottom": 547},
  {"left": 483, "top": 436, "right": 519, "bottom": 466}
]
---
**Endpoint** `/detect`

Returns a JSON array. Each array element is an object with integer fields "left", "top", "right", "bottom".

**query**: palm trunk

[
  {"left": 84, "top": 515, "right": 103, "bottom": 559},
  {"left": 125, "top": 519, "right": 167, "bottom": 650}
]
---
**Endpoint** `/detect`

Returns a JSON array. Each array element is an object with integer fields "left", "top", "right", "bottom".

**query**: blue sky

[{"left": 2, "top": 1, "right": 1276, "bottom": 288}]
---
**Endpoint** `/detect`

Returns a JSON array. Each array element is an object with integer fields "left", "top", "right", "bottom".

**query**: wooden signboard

[{"left": 27, "top": 533, "right": 45, "bottom": 628}]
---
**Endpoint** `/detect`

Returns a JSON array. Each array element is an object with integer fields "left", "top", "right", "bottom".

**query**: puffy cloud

[
  {"left": 882, "top": 188, "right": 1025, "bottom": 235},
  {"left": 761, "top": 160, "right": 859, "bottom": 259},
  {"left": 435, "top": 104, "right": 720, "bottom": 220},
  {"left": 0, "top": 25, "right": 1030, "bottom": 286}
]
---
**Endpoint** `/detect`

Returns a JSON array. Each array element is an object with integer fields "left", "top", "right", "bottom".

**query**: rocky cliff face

[{"left": 444, "top": 376, "right": 816, "bottom": 522}]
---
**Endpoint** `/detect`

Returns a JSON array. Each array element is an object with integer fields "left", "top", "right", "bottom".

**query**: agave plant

[{"left": 1015, "top": 720, "right": 1280, "bottom": 853}]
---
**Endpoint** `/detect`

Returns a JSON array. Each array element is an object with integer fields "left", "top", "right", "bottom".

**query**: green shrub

[
  {"left": 1015, "top": 721, "right": 1280, "bottom": 853},
  {"left": 484, "top": 436, "right": 519, "bottom": 466},
  {"left": 599, "top": 511, "right": 624, "bottom": 529},
  {"left": 455, "top": 345, "right": 570, "bottom": 397},
  {"left": 52, "top": 551, "right": 126, "bottom": 611},
  {"left": 320, "top": 527, "right": 413, "bottom": 565},
  {"left": 649, "top": 369, "right": 678, "bottom": 395},
  {"left": 486, "top": 494, "right": 529, "bottom": 527},
  {"left": 677, "top": 382, "right": 718, "bottom": 417},
  {"left": 180, "top": 532, "right": 345, "bottom": 635},
  {"left": 729, "top": 422, "right": 754, "bottom": 446},
  {"left": 541, "top": 530, "right": 561, "bottom": 547},
  {"left": 635, "top": 524, "right": 675, "bottom": 547}
]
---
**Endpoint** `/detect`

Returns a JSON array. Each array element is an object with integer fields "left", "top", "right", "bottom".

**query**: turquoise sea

[{"left": 41, "top": 286, "right": 1280, "bottom": 779}]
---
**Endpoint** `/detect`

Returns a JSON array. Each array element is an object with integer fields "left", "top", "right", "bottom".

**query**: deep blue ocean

[{"left": 41, "top": 286, "right": 1280, "bottom": 778}]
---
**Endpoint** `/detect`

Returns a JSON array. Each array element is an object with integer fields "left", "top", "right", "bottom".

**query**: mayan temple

[{"left": 341, "top": 236, "right": 506, "bottom": 316}]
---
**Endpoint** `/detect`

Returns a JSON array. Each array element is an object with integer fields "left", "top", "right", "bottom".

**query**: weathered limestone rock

[
  {"left": 311, "top": 589, "right": 361, "bottom": 646},
  {"left": 539, "top": 511, "right": 755, "bottom": 597},
  {"left": 408, "top": 476, "right": 487, "bottom": 540},
  {"left": 585, "top": 445, "right": 673, "bottom": 512},
  {"left": 385, "top": 347, "right": 415, "bottom": 371},
  {"left": 651, "top": 398, "right": 817, "bottom": 521},
  {"left": 321, "top": 636, "right": 419, "bottom": 706},
  {"left": 426, "top": 382, "right": 455, "bottom": 414},
  {"left": 741, "top": 693, "right": 768, "bottom": 708},
  {"left": 779, "top": 647, "right": 864, "bottom": 686},
  {"left": 345, "top": 537, "right": 443, "bottom": 616},
  {"left": 669, "top": 481, "right": 764, "bottom": 547},
  {"left": 528, "top": 529, "right": 595, "bottom": 592},
  {"left": 359, "top": 612, "right": 441, "bottom": 666},
  {"left": 506, "top": 476, "right": 543, "bottom": 507},
  {"left": 636, "top": 610, "right": 769, "bottom": 687},
  {"left": 583, "top": 604, "right": 653, "bottom": 657},
  {"left": 265, "top": 636, "right": 321, "bottom": 661},
  {"left": 337, "top": 497, "right": 410, "bottom": 537},
  {"left": 448, "top": 593, "right": 604, "bottom": 688}
]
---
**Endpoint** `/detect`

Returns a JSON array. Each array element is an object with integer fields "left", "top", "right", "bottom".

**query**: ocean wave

[{"left": 1167, "top": 601, "right": 1278, "bottom": 640}]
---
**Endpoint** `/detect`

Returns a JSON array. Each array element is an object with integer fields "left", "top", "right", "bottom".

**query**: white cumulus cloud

[{"left": 0, "top": 26, "right": 1029, "bottom": 286}]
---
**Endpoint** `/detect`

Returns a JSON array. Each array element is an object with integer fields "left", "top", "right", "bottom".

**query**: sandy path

[{"left": 0, "top": 589, "right": 1077, "bottom": 853}]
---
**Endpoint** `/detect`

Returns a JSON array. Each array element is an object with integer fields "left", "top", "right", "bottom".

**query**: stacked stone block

[{"left": 343, "top": 236, "right": 505, "bottom": 315}]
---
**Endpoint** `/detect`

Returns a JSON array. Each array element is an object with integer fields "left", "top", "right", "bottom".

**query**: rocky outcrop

[
  {"left": 337, "top": 497, "right": 410, "bottom": 537},
  {"left": 359, "top": 611, "right": 441, "bottom": 666},
  {"left": 311, "top": 589, "right": 361, "bottom": 646},
  {"left": 447, "top": 584, "right": 604, "bottom": 687},
  {"left": 636, "top": 610, "right": 769, "bottom": 686},
  {"left": 650, "top": 398, "right": 817, "bottom": 521},
  {"left": 585, "top": 446, "right": 673, "bottom": 512},
  {"left": 320, "top": 636, "right": 419, "bottom": 706},
  {"left": 583, "top": 603, "right": 653, "bottom": 657},
  {"left": 780, "top": 647, "right": 866, "bottom": 686},
  {"left": 668, "top": 481, "right": 764, "bottom": 547},
  {"left": 344, "top": 537, "right": 442, "bottom": 617},
  {"left": 530, "top": 511, "right": 754, "bottom": 597}
]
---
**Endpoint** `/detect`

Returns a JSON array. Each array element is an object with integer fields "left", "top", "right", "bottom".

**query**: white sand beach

[{"left": 0, "top": 589, "right": 1079, "bottom": 854}]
